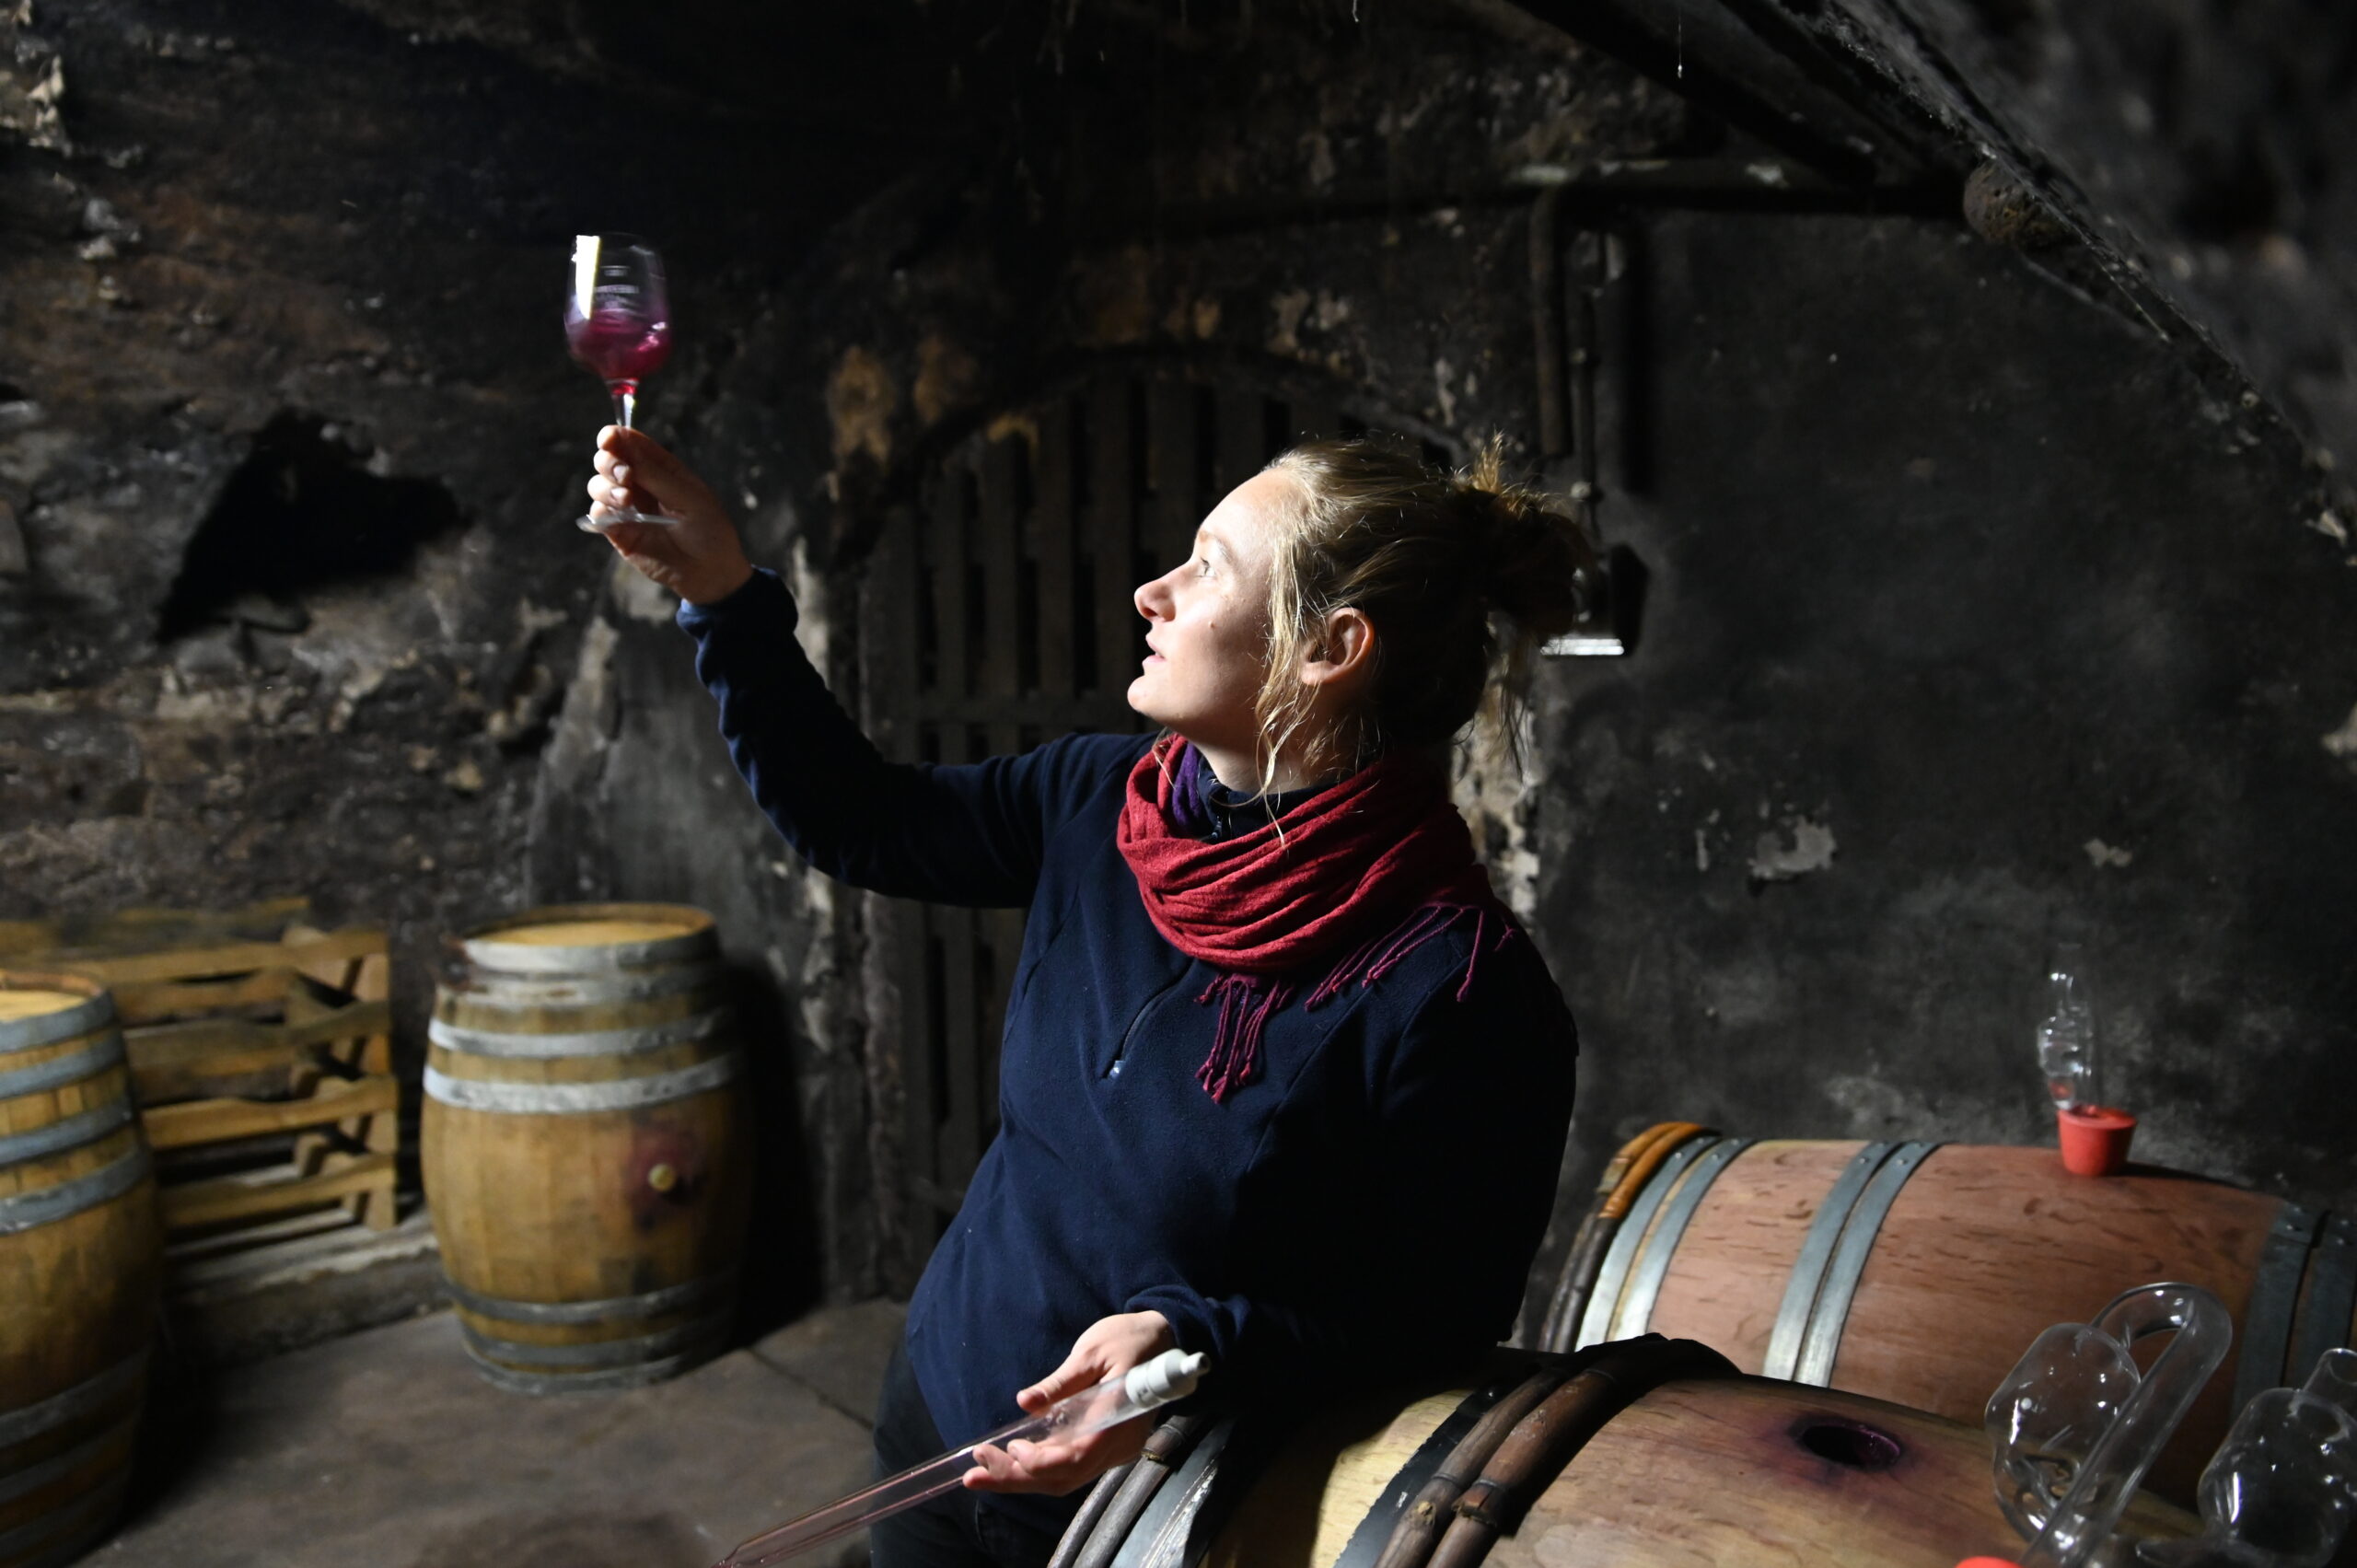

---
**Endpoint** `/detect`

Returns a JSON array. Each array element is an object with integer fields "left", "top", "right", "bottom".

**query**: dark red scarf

[{"left": 1116, "top": 735, "right": 1515, "bottom": 1101}]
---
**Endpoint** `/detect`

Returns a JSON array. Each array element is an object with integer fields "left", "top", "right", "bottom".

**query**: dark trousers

[{"left": 868, "top": 1343, "right": 1075, "bottom": 1568}]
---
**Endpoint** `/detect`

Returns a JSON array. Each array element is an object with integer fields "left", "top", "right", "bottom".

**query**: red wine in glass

[{"left": 568, "top": 233, "right": 674, "bottom": 531}]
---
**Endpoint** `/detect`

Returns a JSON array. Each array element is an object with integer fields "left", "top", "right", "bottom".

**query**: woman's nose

[{"left": 1134, "top": 573, "right": 1173, "bottom": 622}]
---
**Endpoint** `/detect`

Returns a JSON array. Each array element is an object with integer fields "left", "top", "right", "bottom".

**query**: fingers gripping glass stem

[{"left": 567, "top": 233, "right": 676, "bottom": 533}]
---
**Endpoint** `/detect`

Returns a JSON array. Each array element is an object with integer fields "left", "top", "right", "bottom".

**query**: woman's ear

[{"left": 1300, "top": 607, "right": 1375, "bottom": 691}]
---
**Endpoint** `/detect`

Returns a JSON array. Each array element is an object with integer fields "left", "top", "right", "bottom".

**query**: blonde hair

[{"left": 1252, "top": 436, "right": 1598, "bottom": 792}]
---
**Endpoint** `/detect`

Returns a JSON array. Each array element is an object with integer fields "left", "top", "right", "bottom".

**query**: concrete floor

[{"left": 95, "top": 1301, "right": 907, "bottom": 1568}]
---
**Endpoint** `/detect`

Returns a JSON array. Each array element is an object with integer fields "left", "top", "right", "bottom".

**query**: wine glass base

[{"left": 576, "top": 505, "right": 680, "bottom": 534}]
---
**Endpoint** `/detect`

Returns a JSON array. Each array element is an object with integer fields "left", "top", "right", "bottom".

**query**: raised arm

[{"left": 587, "top": 427, "right": 1129, "bottom": 907}]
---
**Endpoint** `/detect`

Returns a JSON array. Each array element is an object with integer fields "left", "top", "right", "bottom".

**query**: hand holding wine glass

[
  {"left": 568, "top": 233, "right": 675, "bottom": 532},
  {"left": 588, "top": 426, "right": 754, "bottom": 606}
]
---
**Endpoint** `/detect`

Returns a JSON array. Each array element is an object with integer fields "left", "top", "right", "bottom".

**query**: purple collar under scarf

[{"left": 1164, "top": 742, "right": 1327, "bottom": 843}]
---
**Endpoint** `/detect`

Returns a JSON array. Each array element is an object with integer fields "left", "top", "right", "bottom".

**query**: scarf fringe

[
  {"left": 1194, "top": 975, "right": 1295, "bottom": 1103},
  {"left": 1192, "top": 901, "right": 1515, "bottom": 1103}
]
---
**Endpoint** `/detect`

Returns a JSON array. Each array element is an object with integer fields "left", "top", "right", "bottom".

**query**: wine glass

[{"left": 567, "top": 233, "right": 673, "bottom": 532}]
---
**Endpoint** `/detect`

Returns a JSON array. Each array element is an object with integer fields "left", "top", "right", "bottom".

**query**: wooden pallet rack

[{"left": 17, "top": 919, "right": 400, "bottom": 1247}]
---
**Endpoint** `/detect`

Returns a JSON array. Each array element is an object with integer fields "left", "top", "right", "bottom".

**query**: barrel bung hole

[{"left": 1792, "top": 1416, "right": 1903, "bottom": 1471}]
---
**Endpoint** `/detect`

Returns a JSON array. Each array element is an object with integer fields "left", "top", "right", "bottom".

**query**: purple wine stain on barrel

[{"left": 1793, "top": 1414, "right": 1905, "bottom": 1472}]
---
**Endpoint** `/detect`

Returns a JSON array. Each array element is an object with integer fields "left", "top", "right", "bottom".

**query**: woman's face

[{"left": 1127, "top": 469, "right": 1297, "bottom": 755}]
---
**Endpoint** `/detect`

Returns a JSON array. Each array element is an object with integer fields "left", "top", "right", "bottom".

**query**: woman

[{"left": 587, "top": 423, "right": 1587, "bottom": 1568}]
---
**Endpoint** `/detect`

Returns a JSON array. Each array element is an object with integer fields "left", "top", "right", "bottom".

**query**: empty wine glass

[
  {"left": 567, "top": 233, "right": 673, "bottom": 533},
  {"left": 2138, "top": 1349, "right": 2357, "bottom": 1567}
]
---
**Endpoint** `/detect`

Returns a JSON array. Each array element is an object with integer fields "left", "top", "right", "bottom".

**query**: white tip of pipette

[{"left": 1123, "top": 1349, "right": 1210, "bottom": 1410}]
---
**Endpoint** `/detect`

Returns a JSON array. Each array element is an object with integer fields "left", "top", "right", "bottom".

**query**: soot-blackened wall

[{"left": 1516, "top": 205, "right": 2357, "bottom": 1324}]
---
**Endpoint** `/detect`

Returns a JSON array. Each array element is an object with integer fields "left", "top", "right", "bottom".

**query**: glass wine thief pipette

[{"left": 712, "top": 1348, "right": 1211, "bottom": 1568}]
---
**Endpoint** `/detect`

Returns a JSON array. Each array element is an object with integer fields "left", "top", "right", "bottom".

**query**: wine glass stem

[{"left": 610, "top": 383, "right": 638, "bottom": 431}]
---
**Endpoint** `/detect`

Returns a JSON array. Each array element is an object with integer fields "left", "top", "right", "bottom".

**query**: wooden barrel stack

[
  {"left": 0, "top": 974, "right": 162, "bottom": 1568},
  {"left": 1538, "top": 1124, "right": 2356, "bottom": 1499},
  {"left": 422, "top": 905, "right": 752, "bottom": 1394},
  {"left": 1048, "top": 1345, "right": 2198, "bottom": 1568}
]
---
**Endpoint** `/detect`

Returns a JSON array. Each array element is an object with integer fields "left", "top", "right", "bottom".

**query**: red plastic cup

[
  {"left": 2057, "top": 1104, "right": 2137, "bottom": 1176},
  {"left": 1955, "top": 1559, "right": 2025, "bottom": 1568}
]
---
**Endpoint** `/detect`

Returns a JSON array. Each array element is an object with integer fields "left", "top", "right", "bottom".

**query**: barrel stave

[
  {"left": 1196, "top": 1383, "right": 1469, "bottom": 1568},
  {"left": 430, "top": 975, "right": 732, "bottom": 1047},
  {"left": 1584, "top": 1134, "right": 2311, "bottom": 1504},
  {"left": 0, "top": 1128, "right": 160, "bottom": 1405},
  {"left": 1166, "top": 1366, "right": 2196, "bottom": 1568},
  {"left": 0, "top": 974, "right": 159, "bottom": 1568},
  {"left": 423, "top": 906, "right": 750, "bottom": 1394},
  {"left": 1491, "top": 1377, "right": 2193, "bottom": 1568},
  {"left": 1635, "top": 1138, "right": 1852, "bottom": 1363},
  {"left": 423, "top": 1074, "right": 749, "bottom": 1286},
  {"left": 0, "top": 1405, "right": 140, "bottom": 1566}
]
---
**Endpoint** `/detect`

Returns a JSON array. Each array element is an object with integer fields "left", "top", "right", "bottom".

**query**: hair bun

[
  {"left": 1458, "top": 449, "right": 1599, "bottom": 640},
  {"left": 1260, "top": 433, "right": 1604, "bottom": 773}
]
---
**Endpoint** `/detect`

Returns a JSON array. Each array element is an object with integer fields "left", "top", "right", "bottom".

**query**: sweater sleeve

[
  {"left": 1123, "top": 947, "right": 1578, "bottom": 1404},
  {"left": 678, "top": 567, "right": 1133, "bottom": 907}
]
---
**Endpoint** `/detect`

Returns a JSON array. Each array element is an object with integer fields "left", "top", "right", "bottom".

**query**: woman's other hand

[
  {"left": 586, "top": 426, "right": 754, "bottom": 606},
  {"left": 963, "top": 1311, "right": 1176, "bottom": 1496}
]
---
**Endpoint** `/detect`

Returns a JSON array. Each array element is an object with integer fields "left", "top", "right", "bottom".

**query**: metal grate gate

[{"left": 865, "top": 370, "right": 1399, "bottom": 1229}]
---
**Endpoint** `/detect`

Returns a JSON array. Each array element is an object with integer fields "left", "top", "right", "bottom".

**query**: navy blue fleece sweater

[{"left": 680, "top": 569, "right": 1577, "bottom": 1522}]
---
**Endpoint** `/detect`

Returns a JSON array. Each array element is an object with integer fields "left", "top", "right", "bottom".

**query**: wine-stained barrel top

[
  {"left": 1167, "top": 1370, "right": 2194, "bottom": 1568},
  {"left": 1485, "top": 1378, "right": 2192, "bottom": 1568}
]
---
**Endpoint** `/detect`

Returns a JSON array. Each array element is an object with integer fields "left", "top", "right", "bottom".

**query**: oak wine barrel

[
  {"left": 0, "top": 974, "right": 162, "bottom": 1568},
  {"left": 423, "top": 905, "right": 752, "bottom": 1394},
  {"left": 1050, "top": 1343, "right": 2196, "bottom": 1568},
  {"left": 1539, "top": 1125, "right": 2355, "bottom": 1499}
]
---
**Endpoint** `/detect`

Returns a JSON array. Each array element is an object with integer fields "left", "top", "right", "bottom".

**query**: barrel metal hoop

[
  {"left": 2236, "top": 1202, "right": 2327, "bottom": 1413},
  {"left": 1574, "top": 1132, "right": 1717, "bottom": 1351},
  {"left": 443, "top": 962, "right": 726, "bottom": 1010},
  {"left": 1072, "top": 1415, "right": 1213, "bottom": 1568},
  {"left": 1331, "top": 1372, "right": 1531, "bottom": 1568},
  {"left": 1048, "top": 1464, "right": 1137, "bottom": 1568},
  {"left": 1793, "top": 1140, "right": 1941, "bottom": 1386},
  {"left": 0, "top": 1144, "right": 152, "bottom": 1237},
  {"left": 0, "top": 1349, "right": 149, "bottom": 1448},
  {"left": 423, "top": 1052, "right": 739, "bottom": 1114},
  {"left": 0, "top": 994, "right": 115, "bottom": 1057},
  {"left": 0, "top": 1411, "right": 137, "bottom": 1508},
  {"left": 459, "top": 1309, "right": 730, "bottom": 1371},
  {"left": 0, "top": 1101, "right": 134, "bottom": 1170},
  {"left": 0, "top": 1470, "right": 127, "bottom": 1563},
  {"left": 443, "top": 1270, "right": 737, "bottom": 1327},
  {"left": 1609, "top": 1137, "right": 1757, "bottom": 1342},
  {"left": 2288, "top": 1214, "right": 2357, "bottom": 1391},
  {"left": 463, "top": 939, "right": 714, "bottom": 976},
  {"left": 1113, "top": 1414, "right": 1235, "bottom": 1568},
  {"left": 0, "top": 1036, "right": 125, "bottom": 1100},
  {"left": 1762, "top": 1141, "right": 1900, "bottom": 1381},
  {"left": 427, "top": 1006, "right": 731, "bottom": 1061}
]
